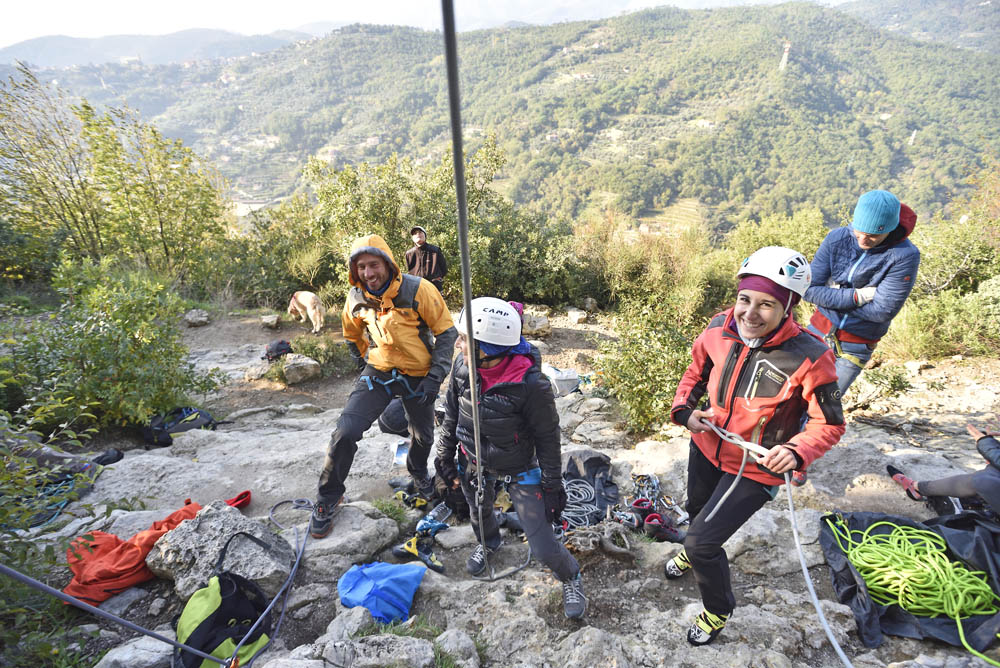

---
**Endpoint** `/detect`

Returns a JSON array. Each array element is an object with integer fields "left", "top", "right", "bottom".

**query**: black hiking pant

[
  {"left": 318, "top": 365, "right": 436, "bottom": 505},
  {"left": 683, "top": 441, "right": 775, "bottom": 617},
  {"left": 460, "top": 467, "right": 579, "bottom": 582}
]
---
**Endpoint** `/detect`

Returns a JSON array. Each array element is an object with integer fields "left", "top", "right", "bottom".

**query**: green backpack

[{"left": 173, "top": 532, "right": 274, "bottom": 668}]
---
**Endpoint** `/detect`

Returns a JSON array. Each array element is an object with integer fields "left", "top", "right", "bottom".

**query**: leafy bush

[
  {"left": 290, "top": 334, "right": 357, "bottom": 377},
  {"left": 594, "top": 303, "right": 698, "bottom": 432},
  {"left": 879, "top": 288, "right": 1000, "bottom": 359},
  {"left": 908, "top": 163, "right": 1000, "bottom": 298},
  {"left": 0, "top": 400, "right": 101, "bottom": 666},
  {"left": 2, "top": 260, "right": 224, "bottom": 427}
]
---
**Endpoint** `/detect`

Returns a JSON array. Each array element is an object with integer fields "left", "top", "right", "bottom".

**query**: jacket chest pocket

[{"left": 745, "top": 359, "right": 790, "bottom": 400}]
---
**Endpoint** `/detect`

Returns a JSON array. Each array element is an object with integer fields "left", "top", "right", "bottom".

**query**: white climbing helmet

[
  {"left": 737, "top": 246, "right": 811, "bottom": 297},
  {"left": 457, "top": 297, "right": 521, "bottom": 346}
]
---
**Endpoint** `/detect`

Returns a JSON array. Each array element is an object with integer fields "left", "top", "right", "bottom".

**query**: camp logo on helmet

[{"left": 482, "top": 307, "right": 510, "bottom": 315}]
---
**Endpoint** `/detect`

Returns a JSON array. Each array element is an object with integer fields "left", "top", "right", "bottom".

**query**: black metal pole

[{"left": 440, "top": 0, "right": 483, "bottom": 467}]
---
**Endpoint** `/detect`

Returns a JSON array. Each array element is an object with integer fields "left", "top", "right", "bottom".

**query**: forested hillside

[
  {"left": 8, "top": 2, "right": 999, "bottom": 229},
  {"left": 840, "top": 0, "right": 1000, "bottom": 54}
]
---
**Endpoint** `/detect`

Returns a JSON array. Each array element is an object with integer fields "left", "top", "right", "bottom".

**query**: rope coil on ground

[
  {"left": 562, "top": 478, "right": 600, "bottom": 528},
  {"left": 826, "top": 515, "right": 1000, "bottom": 666}
]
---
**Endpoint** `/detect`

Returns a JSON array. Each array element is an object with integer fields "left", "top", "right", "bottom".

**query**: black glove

[
  {"left": 434, "top": 456, "right": 459, "bottom": 486},
  {"left": 416, "top": 377, "right": 441, "bottom": 406},
  {"left": 541, "top": 485, "right": 568, "bottom": 524}
]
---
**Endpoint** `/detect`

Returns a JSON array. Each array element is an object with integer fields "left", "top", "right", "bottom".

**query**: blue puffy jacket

[{"left": 805, "top": 208, "right": 919, "bottom": 342}]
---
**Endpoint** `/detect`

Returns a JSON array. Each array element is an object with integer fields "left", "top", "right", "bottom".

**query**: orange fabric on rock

[{"left": 63, "top": 502, "right": 201, "bottom": 605}]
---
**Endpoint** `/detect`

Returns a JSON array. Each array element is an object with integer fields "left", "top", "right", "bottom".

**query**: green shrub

[
  {"left": 0, "top": 400, "right": 102, "bottom": 667},
  {"left": 879, "top": 288, "right": 1000, "bottom": 359},
  {"left": 594, "top": 303, "right": 698, "bottom": 432},
  {"left": 372, "top": 497, "right": 407, "bottom": 525},
  {"left": 2, "top": 260, "right": 224, "bottom": 427},
  {"left": 290, "top": 334, "right": 357, "bottom": 377}
]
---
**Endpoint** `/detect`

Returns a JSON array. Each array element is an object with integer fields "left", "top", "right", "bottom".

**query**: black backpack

[
  {"left": 142, "top": 407, "right": 222, "bottom": 447},
  {"left": 262, "top": 340, "right": 293, "bottom": 362},
  {"left": 172, "top": 532, "right": 274, "bottom": 668}
]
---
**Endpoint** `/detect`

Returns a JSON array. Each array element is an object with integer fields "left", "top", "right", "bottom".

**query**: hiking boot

[
  {"left": 664, "top": 549, "right": 692, "bottom": 579},
  {"left": 790, "top": 470, "right": 808, "bottom": 487},
  {"left": 562, "top": 572, "right": 587, "bottom": 619},
  {"left": 687, "top": 609, "right": 729, "bottom": 646},
  {"left": 466, "top": 542, "right": 500, "bottom": 576},
  {"left": 388, "top": 476, "right": 416, "bottom": 494},
  {"left": 887, "top": 464, "right": 923, "bottom": 501},
  {"left": 414, "top": 475, "right": 435, "bottom": 500},
  {"left": 309, "top": 498, "right": 343, "bottom": 539},
  {"left": 644, "top": 513, "right": 685, "bottom": 543}
]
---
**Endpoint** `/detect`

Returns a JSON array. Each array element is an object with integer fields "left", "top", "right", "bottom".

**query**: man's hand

[
  {"left": 416, "top": 377, "right": 441, "bottom": 405},
  {"left": 854, "top": 286, "right": 877, "bottom": 305},
  {"left": 687, "top": 408, "right": 715, "bottom": 433}
]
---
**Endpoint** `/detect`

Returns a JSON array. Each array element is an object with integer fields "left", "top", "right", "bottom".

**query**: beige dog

[{"left": 287, "top": 291, "right": 326, "bottom": 334}]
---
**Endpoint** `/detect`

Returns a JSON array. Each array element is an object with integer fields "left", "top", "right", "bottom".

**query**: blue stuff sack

[{"left": 337, "top": 562, "right": 426, "bottom": 623}]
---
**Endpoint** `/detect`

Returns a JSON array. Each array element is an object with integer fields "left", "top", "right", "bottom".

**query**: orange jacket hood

[{"left": 347, "top": 234, "right": 400, "bottom": 292}]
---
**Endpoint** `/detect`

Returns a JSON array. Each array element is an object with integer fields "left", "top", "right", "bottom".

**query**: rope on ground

[
  {"left": 826, "top": 515, "right": 1000, "bottom": 667},
  {"left": 562, "top": 478, "right": 600, "bottom": 528}
]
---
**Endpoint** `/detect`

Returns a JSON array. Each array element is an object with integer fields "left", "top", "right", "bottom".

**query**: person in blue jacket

[{"left": 804, "top": 189, "right": 920, "bottom": 395}]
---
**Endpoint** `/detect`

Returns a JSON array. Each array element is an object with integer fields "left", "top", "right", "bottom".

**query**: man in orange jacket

[{"left": 310, "top": 234, "right": 456, "bottom": 539}]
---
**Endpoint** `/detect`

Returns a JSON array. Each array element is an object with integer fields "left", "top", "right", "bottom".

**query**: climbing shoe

[
  {"left": 644, "top": 513, "right": 685, "bottom": 543},
  {"left": 494, "top": 488, "right": 513, "bottom": 513},
  {"left": 664, "top": 549, "right": 692, "bottom": 579},
  {"left": 687, "top": 609, "right": 729, "bottom": 646},
  {"left": 466, "top": 543, "right": 500, "bottom": 576},
  {"left": 309, "top": 497, "right": 343, "bottom": 539},
  {"left": 394, "top": 489, "right": 430, "bottom": 510},
  {"left": 391, "top": 535, "right": 445, "bottom": 573},
  {"left": 630, "top": 498, "right": 655, "bottom": 525},
  {"left": 562, "top": 572, "right": 587, "bottom": 619},
  {"left": 790, "top": 470, "right": 808, "bottom": 487},
  {"left": 887, "top": 464, "right": 923, "bottom": 501}
]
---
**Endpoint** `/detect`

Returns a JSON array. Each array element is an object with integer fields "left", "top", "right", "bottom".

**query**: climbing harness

[
  {"left": 359, "top": 368, "right": 424, "bottom": 401},
  {"left": 826, "top": 516, "right": 1000, "bottom": 667},
  {"left": 698, "top": 419, "right": 855, "bottom": 668}
]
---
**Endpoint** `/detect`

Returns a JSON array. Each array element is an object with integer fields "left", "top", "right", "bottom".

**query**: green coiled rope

[{"left": 825, "top": 515, "right": 1000, "bottom": 666}]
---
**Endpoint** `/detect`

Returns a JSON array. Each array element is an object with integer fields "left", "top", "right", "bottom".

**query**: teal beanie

[{"left": 852, "top": 190, "right": 900, "bottom": 235}]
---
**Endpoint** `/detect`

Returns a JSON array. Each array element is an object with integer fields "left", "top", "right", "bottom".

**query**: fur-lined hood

[{"left": 347, "top": 234, "right": 400, "bottom": 291}]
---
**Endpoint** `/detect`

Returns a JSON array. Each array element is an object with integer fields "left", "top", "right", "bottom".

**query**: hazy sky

[{"left": 2, "top": 0, "right": 672, "bottom": 49}]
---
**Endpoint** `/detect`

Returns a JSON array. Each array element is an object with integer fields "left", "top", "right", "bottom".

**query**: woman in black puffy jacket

[{"left": 434, "top": 297, "right": 586, "bottom": 619}]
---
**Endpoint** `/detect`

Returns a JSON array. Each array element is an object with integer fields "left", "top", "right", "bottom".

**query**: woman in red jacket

[{"left": 668, "top": 246, "right": 846, "bottom": 646}]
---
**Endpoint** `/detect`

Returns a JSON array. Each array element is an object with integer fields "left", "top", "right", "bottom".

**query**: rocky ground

[{"left": 25, "top": 308, "right": 1000, "bottom": 667}]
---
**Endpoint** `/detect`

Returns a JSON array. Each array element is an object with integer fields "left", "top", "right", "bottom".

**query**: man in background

[{"left": 405, "top": 226, "right": 448, "bottom": 293}]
